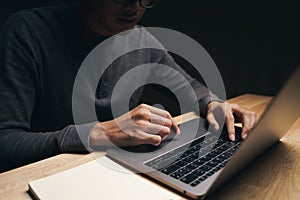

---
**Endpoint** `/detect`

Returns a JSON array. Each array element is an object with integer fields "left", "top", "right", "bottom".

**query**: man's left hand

[{"left": 206, "top": 101, "right": 257, "bottom": 141}]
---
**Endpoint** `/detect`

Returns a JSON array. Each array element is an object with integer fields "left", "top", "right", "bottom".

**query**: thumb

[{"left": 207, "top": 112, "right": 219, "bottom": 131}]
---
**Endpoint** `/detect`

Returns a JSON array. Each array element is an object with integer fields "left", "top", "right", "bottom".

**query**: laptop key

[
  {"left": 170, "top": 171, "right": 185, "bottom": 180},
  {"left": 152, "top": 160, "right": 174, "bottom": 170},
  {"left": 192, "top": 151, "right": 205, "bottom": 159},
  {"left": 189, "top": 154, "right": 199, "bottom": 160},
  {"left": 213, "top": 148, "right": 223, "bottom": 154},
  {"left": 211, "top": 167, "right": 220, "bottom": 173},
  {"left": 211, "top": 157, "right": 222, "bottom": 163},
  {"left": 175, "top": 160, "right": 187, "bottom": 167},
  {"left": 219, "top": 162, "right": 226, "bottom": 167},
  {"left": 224, "top": 141, "right": 236, "bottom": 148},
  {"left": 182, "top": 151, "right": 192, "bottom": 157},
  {"left": 182, "top": 156, "right": 195, "bottom": 163},
  {"left": 190, "top": 180, "right": 202, "bottom": 187},
  {"left": 218, "top": 153, "right": 230, "bottom": 160},
  {"left": 198, "top": 175, "right": 208, "bottom": 181},
  {"left": 192, "top": 169, "right": 205, "bottom": 176},
  {"left": 207, "top": 160, "right": 218, "bottom": 168},
  {"left": 193, "top": 159, "right": 206, "bottom": 166},
  {"left": 216, "top": 165, "right": 223, "bottom": 169},
  {"left": 199, "top": 165, "right": 212, "bottom": 171},
  {"left": 224, "top": 151, "right": 234, "bottom": 157},
  {"left": 216, "top": 138, "right": 226, "bottom": 144},
  {"left": 232, "top": 145, "right": 239, "bottom": 151},
  {"left": 186, "top": 163, "right": 199, "bottom": 170},
  {"left": 201, "top": 156, "right": 211, "bottom": 162},
  {"left": 207, "top": 151, "right": 218, "bottom": 158},
  {"left": 206, "top": 170, "right": 215, "bottom": 177},
  {"left": 198, "top": 147, "right": 209, "bottom": 155},
  {"left": 219, "top": 145, "right": 229, "bottom": 151},
  {"left": 180, "top": 173, "right": 198, "bottom": 184},
  {"left": 192, "top": 144, "right": 201, "bottom": 151},
  {"left": 160, "top": 164, "right": 180, "bottom": 175},
  {"left": 177, "top": 167, "right": 192, "bottom": 174}
]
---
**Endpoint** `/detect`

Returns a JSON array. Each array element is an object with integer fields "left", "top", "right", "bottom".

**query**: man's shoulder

[{"left": 4, "top": 4, "right": 76, "bottom": 31}]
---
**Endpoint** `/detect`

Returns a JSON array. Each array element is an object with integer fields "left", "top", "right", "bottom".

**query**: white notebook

[{"left": 29, "top": 156, "right": 181, "bottom": 200}]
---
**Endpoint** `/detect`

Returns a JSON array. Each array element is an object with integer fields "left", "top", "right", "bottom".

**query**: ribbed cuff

[
  {"left": 59, "top": 122, "right": 97, "bottom": 153},
  {"left": 199, "top": 93, "right": 224, "bottom": 115}
]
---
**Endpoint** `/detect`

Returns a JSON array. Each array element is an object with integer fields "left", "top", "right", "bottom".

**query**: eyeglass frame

[{"left": 112, "top": 0, "right": 159, "bottom": 9}]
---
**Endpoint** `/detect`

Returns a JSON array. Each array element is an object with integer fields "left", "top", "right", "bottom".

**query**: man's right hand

[{"left": 89, "top": 104, "right": 180, "bottom": 148}]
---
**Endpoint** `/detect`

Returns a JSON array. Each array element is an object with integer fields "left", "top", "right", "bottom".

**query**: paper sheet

[{"left": 29, "top": 156, "right": 181, "bottom": 200}]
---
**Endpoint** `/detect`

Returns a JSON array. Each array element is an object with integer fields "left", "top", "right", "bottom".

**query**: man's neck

[{"left": 78, "top": 3, "right": 114, "bottom": 37}]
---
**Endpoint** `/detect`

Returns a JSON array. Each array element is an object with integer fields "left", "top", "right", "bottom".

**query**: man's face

[{"left": 86, "top": 0, "right": 146, "bottom": 36}]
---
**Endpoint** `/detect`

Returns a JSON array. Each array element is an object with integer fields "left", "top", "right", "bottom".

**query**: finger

[
  {"left": 141, "top": 122, "right": 171, "bottom": 139},
  {"left": 145, "top": 104, "right": 172, "bottom": 119},
  {"left": 231, "top": 104, "right": 244, "bottom": 122},
  {"left": 105, "top": 129, "right": 161, "bottom": 147},
  {"left": 241, "top": 113, "right": 252, "bottom": 139},
  {"left": 148, "top": 112, "right": 180, "bottom": 135},
  {"left": 136, "top": 131, "right": 162, "bottom": 146},
  {"left": 136, "top": 120, "right": 171, "bottom": 137},
  {"left": 251, "top": 112, "right": 257, "bottom": 127},
  {"left": 225, "top": 110, "right": 236, "bottom": 141},
  {"left": 243, "top": 112, "right": 257, "bottom": 139},
  {"left": 149, "top": 113, "right": 172, "bottom": 127},
  {"left": 146, "top": 105, "right": 180, "bottom": 135},
  {"left": 170, "top": 117, "right": 180, "bottom": 135},
  {"left": 206, "top": 112, "right": 219, "bottom": 132}
]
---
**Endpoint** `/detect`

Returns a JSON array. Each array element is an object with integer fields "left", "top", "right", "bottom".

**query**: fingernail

[
  {"left": 177, "top": 129, "right": 181, "bottom": 135},
  {"left": 230, "top": 134, "right": 235, "bottom": 141},
  {"left": 153, "top": 136, "right": 161, "bottom": 146},
  {"left": 243, "top": 133, "right": 248, "bottom": 139}
]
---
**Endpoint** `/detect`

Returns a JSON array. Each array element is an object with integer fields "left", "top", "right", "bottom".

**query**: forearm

[{"left": 0, "top": 123, "right": 94, "bottom": 172}]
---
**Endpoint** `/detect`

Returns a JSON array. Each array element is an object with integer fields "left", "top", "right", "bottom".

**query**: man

[{"left": 0, "top": 0, "right": 256, "bottom": 172}]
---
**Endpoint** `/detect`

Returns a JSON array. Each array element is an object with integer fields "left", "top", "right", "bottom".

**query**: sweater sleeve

[
  {"left": 0, "top": 12, "right": 92, "bottom": 172},
  {"left": 151, "top": 49, "right": 223, "bottom": 115}
]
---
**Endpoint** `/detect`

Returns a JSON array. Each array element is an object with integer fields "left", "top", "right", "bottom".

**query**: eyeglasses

[{"left": 112, "top": 0, "right": 159, "bottom": 9}]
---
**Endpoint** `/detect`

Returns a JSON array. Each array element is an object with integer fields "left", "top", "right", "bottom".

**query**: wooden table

[{"left": 1, "top": 94, "right": 299, "bottom": 200}]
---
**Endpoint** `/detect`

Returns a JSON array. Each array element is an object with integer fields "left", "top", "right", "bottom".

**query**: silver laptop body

[{"left": 107, "top": 66, "right": 300, "bottom": 199}]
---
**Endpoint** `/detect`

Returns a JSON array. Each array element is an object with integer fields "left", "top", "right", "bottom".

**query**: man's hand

[
  {"left": 89, "top": 104, "right": 180, "bottom": 148},
  {"left": 206, "top": 101, "right": 257, "bottom": 141}
]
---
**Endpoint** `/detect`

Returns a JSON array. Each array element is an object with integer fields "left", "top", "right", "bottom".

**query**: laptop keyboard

[{"left": 145, "top": 129, "right": 242, "bottom": 187}]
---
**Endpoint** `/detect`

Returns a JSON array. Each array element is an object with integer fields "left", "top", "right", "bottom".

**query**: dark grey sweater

[{"left": 0, "top": 4, "right": 219, "bottom": 172}]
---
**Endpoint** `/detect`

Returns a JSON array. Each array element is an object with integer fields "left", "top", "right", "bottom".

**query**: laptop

[{"left": 107, "top": 66, "right": 300, "bottom": 199}]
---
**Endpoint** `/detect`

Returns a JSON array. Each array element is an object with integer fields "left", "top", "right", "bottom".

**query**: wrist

[
  {"left": 206, "top": 100, "right": 221, "bottom": 113},
  {"left": 199, "top": 94, "right": 224, "bottom": 115},
  {"left": 89, "top": 121, "right": 113, "bottom": 147}
]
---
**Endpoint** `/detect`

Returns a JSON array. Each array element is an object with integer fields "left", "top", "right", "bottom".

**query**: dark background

[{"left": 1, "top": 0, "right": 299, "bottom": 99}]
